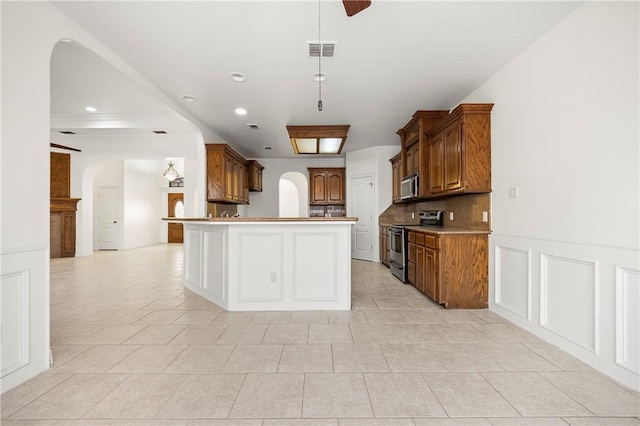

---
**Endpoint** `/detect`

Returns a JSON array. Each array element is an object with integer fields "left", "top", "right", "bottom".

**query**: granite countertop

[
  {"left": 164, "top": 217, "right": 358, "bottom": 222},
  {"left": 379, "top": 222, "right": 490, "bottom": 235}
]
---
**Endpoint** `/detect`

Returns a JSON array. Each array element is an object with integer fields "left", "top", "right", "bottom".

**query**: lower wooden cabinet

[
  {"left": 379, "top": 225, "right": 390, "bottom": 267},
  {"left": 408, "top": 230, "right": 488, "bottom": 309}
]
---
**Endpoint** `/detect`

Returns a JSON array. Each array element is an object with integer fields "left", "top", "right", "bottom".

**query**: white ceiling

[{"left": 50, "top": 1, "right": 580, "bottom": 159}]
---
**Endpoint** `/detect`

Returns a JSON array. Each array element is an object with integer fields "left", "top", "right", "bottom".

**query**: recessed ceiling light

[
  {"left": 182, "top": 95, "right": 197, "bottom": 102},
  {"left": 312, "top": 72, "right": 327, "bottom": 82},
  {"left": 235, "top": 108, "right": 247, "bottom": 116},
  {"left": 85, "top": 106, "right": 97, "bottom": 112},
  {"left": 60, "top": 38, "right": 73, "bottom": 43},
  {"left": 230, "top": 72, "right": 246, "bottom": 82}
]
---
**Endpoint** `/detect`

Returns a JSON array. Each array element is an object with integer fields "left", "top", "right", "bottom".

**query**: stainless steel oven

[{"left": 389, "top": 225, "right": 408, "bottom": 283}]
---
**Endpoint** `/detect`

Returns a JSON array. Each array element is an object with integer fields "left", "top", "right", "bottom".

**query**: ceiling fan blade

[{"left": 343, "top": 0, "right": 371, "bottom": 17}]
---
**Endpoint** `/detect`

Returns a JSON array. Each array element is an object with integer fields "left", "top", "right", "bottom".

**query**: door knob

[{"left": 113, "top": 221, "right": 117, "bottom": 224}]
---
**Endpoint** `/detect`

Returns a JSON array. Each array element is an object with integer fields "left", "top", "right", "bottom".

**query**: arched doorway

[{"left": 279, "top": 172, "right": 308, "bottom": 218}]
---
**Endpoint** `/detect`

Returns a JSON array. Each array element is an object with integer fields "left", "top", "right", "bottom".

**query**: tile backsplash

[{"left": 379, "top": 193, "right": 490, "bottom": 231}]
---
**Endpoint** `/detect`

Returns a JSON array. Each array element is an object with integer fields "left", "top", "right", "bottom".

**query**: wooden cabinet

[
  {"left": 379, "top": 225, "right": 390, "bottom": 267},
  {"left": 308, "top": 168, "right": 345, "bottom": 205},
  {"left": 206, "top": 144, "right": 249, "bottom": 204},
  {"left": 427, "top": 104, "right": 492, "bottom": 197},
  {"left": 390, "top": 152, "right": 402, "bottom": 203},
  {"left": 407, "top": 229, "right": 488, "bottom": 309},
  {"left": 247, "top": 160, "right": 264, "bottom": 192},
  {"left": 50, "top": 198, "right": 80, "bottom": 258},
  {"left": 394, "top": 104, "right": 492, "bottom": 201}
]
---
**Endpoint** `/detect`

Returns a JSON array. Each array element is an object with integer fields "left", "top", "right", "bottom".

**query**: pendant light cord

[{"left": 317, "top": 0, "right": 323, "bottom": 111}]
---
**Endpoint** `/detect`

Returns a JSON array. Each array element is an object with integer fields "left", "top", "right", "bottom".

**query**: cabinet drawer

[
  {"left": 408, "top": 232, "right": 416, "bottom": 243},
  {"left": 424, "top": 235, "right": 437, "bottom": 249},
  {"left": 415, "top": 233, "right": 425, "bottom": 246},
  {"left": 408, "top": 242, "right": 416, "bottom": 263}
]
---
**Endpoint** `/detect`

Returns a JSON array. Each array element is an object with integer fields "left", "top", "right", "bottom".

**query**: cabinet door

[
  {"left": 224, "top": 155, "right": 234, "bottom": 201},
  {"left": 424, "top": 248, "right": 438, "bottom": 301},
  {"left": 405, "top": 147, "right": 414, "bottom": 176},
  {"left": 428, "top": 132, "right": 444, "bottom": 193},
  {"left": 327, "top": 170, "right": 344, "bottom": 203},
  {"left": 415, "top": 245, "right": 425, "bottom": 293},
  {"left": 444, "top": 121, "right": 463, "bottom": 191},
  {"left": 310, "top": 171, "right": 328, "bottom": 203},
  {"left": 412, "top": 144, "right": 421, "bottom": 176},
  {"left": 391, "top": 159, "right": 401, "bottom": 202}
]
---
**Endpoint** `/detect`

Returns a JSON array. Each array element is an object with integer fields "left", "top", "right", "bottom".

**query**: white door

[
  {"left": 97, "top": 187, "right": 119, "bottom": 250},
  {"left": 350, "top": 175, "right": 373, "bottom": 261}
]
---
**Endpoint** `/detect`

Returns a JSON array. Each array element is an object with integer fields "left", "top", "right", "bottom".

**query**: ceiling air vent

[
  {"left": 59, "top": 131, "right": 76, "bottom": 135},
  {"left": 246, "top": 124, "right": 259, "bottom": 130},
  {"left": 153, "top": 130, "right": 167, "bottom": 134},
  {"left": 308, "top": 42, "right": 336, "bottom": 58}
]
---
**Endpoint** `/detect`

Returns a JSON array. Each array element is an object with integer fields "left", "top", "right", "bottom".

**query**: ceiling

[{"left": 50, "top": 1, "right": 580, "bottom": 159}]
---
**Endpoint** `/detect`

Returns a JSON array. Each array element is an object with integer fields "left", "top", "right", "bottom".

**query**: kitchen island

[{"left": 164, "top": 217, "right": 358, "bottom": 311}]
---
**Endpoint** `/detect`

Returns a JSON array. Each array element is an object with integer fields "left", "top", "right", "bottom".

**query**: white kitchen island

[{"left": 166, "top": 217, "right": 357, "bottom": 311}]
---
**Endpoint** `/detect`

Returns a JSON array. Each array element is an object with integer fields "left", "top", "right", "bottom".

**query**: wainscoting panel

[
  {"left": 293, "top": 232, "right": 338, "bottom": 302},
  {"left": 1, "top": 246, "right": 49, "bottom": 394},
  {"left": 489, "top": 233, "right": 639, "bottom": 391},
  {"left": 615, "top": 266, "right": 640, "bottom": 374},
  {"left": 237, "top": 233, "right": 284, "bottom": 302},
  {"left": 1, "top": 270, "right": 30, "bottom": 377},
  {"left": 184, "top": 228, "right": 202, "bottom": 288},
  {"left": 203, "top": 230, "right": 226, "bottom": 301},
  {"left": 540, "top": 253, "right": 598, "bottom": 353},
  {"left": 494, "top": 245, "right": 531, "bottom": 320}
]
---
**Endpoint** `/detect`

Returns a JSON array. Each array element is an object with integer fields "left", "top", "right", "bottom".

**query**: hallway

[{"left": 2, "top": 244, "right": 639, "bottom": 425}]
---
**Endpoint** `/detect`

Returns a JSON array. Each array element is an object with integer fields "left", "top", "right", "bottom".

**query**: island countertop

[{"left": 164, "top": 217, "right": 358, "bottom": 223}]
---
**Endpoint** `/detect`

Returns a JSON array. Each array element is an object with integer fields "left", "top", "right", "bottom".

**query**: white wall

[
  {"left": 346, "top": 146, "right": 401, "bottom": 261},
  {"left": 463, "top": 2, "right": 639, "bottom": 390},
  {"left": 0, "top": 1, "right": 221, "bottom": 392},
  {"left": 246, "top": 157, "right": 345, "bottom": 218}
]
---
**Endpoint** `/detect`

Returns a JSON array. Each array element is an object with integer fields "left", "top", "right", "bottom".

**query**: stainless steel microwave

[{"left": 400, "top": 173, "right": 419, "bottom": 200}]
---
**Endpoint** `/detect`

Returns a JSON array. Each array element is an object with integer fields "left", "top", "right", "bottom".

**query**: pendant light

[
  {"left": 163, "top": 161, "right": 180, "bottom": 182},
  {"left": 317, "top": 0, "right": 323, "bottom": 111}
]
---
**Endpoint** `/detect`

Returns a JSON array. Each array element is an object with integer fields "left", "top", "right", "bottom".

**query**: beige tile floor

[{"left": 2, "top": 244, "right": 639, "bottom": 426}]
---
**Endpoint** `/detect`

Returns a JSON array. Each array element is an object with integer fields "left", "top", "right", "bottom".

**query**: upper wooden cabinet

[
  {"left": 246, "top": 160, "right": 264, "bottom": 192},
  {"left": 396, "top": 104, "right": 493, "bottom": 200},
  {"left": 390, "top": 152, "right": 402, "bottom": 203},
  {"left": 206, "top": 144, "right": 249, "bottom": 204},
  {"left": 428, "top": 104, "right": 492, "bottom": 197},
  {"left": 308, "top": 168, "right": 345, "bottom": 205}
]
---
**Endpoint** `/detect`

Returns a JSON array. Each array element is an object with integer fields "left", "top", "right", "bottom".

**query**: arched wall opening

[{"left": 279, "top": 172, "right": 308, "bottom": 218}]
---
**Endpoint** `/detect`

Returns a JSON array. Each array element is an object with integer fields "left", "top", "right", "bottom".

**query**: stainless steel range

[
  {"left": 388, "top": 224, "right": 410, "bottom": 283},
  {"left": 388, "top": 210, "right": 444, "bottom": 283}
]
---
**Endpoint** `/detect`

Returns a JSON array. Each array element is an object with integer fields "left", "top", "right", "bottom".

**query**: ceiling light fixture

[
  {"left": 235, "top": 108, "right": 247, "bottom": 115},
  {"left": 182, "top": 95, "right": 197, "bottom": 102},
  {"left": 313, "top": 72, "right": 327, "bottom": 82},
  {"left": 286, "top": 125, "right": 350, "bottom": 155},
  {"left": 230, "top": 72, "right": 246, "bottom": 82},
  {"left": 162, "top": 161, "right": 180, "bottom": 182},
  {"left": 85, "top": 106, "right": 96, "bottom": 112}
]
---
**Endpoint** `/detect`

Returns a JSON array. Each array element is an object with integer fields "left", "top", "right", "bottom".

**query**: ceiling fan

[{"left": 342, "top": 0, "right": 371, "bottom": 16}]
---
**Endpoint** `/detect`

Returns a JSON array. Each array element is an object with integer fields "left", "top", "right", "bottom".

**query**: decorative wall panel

[
  {"left": 293, "top": 232, "right": 338, "bottom": 301},
  {"left": 494, "top": 246, "right": 531, "bottom": 320},
  {"left": 615, "top": 266, "right": 640, "bottom": 374},
  {"left": 541, "top": 253, "right": 598, "bottom": 353},
  {"left": 1, "top": 270, "right": 30, "bottom": 377},
  {"left": 203, "top": 230, "right": 226, "bottom": 300},
  {"left": 238, "top": 233, "right": 284, "bottom": 302}
]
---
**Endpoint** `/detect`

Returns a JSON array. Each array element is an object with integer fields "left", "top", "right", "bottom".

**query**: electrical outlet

[
  {"left": 270, "top": 272, "right": 277, "bottom": 283},
  {"left": 508, "top": 187, "right": 519, "bottom": 199},
  {"left": 449, "top": 212, "right": 454, "bottom": 221},
  {"left": 411, "top": 212, "right": 415, "bottom": 219},
  {"left": 482, "top": 211, "right": 488, "bottom": 222}
]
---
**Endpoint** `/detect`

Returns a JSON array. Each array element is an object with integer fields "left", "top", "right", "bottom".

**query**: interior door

[
  {"left": 168, "top": 193, "right": 184, "bottom": 243},
  {"left": 350, "top": 175, "right": 373, "bottom": 261},
  {"left": 97, "top": 187, "right": 119, "bottom": 250}
]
